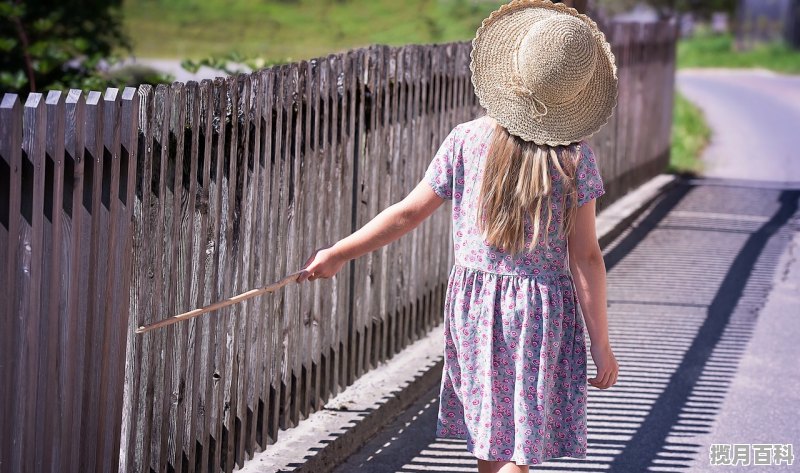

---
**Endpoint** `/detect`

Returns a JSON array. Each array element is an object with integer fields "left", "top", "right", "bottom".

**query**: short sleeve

[
  {"left": 423, "top": 127, "right": 458, "bottom": 200},
  {"left": 575, "top": 142, "right": 606, "bottom": 207}
]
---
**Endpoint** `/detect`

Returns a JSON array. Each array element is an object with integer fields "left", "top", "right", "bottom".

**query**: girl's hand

[
  {"left": 588, "top": 342, "right": 618, "bottom": 389},
  {"left": 296, "top": 245, "right": 347, "bottom": 282}
]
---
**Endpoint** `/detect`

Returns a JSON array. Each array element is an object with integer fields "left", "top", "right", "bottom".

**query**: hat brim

[{"left": 470, "top": 0, "right": 619, "bottom": 146}]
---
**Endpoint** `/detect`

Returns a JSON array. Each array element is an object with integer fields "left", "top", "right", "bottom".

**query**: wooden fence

[{"left": 0, "top": 20, "right": 677, "bottom": 473}]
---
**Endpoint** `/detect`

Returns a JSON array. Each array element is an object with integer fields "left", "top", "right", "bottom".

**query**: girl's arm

[
  {"left": 567, "top": 199, "right": 609, "bottom": 346},
  {"left": 568, "top": 199, "right": 618, "bottom": 389},
  {"left": 296, "top": 180, "right": 446, "bottom": 282}
]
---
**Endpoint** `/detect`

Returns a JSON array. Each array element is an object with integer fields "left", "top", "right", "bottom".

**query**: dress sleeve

[
  {"left": 423, "top": 126, "right": 458, "bottom": 200},
  {"left": 575, "top": 141, "right": 606, "bottom": 207}
]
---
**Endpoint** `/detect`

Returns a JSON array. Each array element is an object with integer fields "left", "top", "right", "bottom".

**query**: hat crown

[{"left": 516, "top": 14, "right": 598, "bottom": 105}]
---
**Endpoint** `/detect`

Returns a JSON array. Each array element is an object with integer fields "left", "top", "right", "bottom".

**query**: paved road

[
  {"left": 676, "top": 69, "right": 800, "bottom": 182},
  {"left": 332, "top": 69, "right": 800, "bottom": 472}
]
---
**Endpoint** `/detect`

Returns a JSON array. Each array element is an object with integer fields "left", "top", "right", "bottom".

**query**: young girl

[{"left": 296, "top": 1, "right": 619, "bottom": 471}]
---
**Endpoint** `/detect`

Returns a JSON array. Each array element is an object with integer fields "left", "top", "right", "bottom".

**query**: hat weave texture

[{"left": 470, "top": 0, "right": 619, "bottom": 146}]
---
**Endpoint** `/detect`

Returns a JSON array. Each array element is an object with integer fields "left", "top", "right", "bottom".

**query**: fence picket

[
  {"left": 0, "top": 93, "right": 22, "bottom": 473},
  {"left": 18, "top": 93, "right": 46, "bottom": 472}
]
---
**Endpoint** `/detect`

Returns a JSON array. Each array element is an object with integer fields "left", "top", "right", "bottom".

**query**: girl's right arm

[{"left": 567, "top": 199, "right": 619, "bottom": 390}]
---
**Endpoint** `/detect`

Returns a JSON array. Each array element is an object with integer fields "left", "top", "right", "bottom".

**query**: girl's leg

[{"left": 477, "top": 459, "right": 530, "bottom": 473}]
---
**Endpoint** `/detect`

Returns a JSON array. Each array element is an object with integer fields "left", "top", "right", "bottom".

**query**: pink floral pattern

[{"left": 423, "top": 115, "right": 605, "bottom": 465}]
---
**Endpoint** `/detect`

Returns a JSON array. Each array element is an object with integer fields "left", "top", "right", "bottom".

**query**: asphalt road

[
  {"left": 676, "top": 69, "right": 800, "bottom": 182},
  {"left": 332, "top": 69, "right": 800, "bottom": 472}
]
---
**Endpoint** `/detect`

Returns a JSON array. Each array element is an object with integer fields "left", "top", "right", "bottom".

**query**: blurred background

[{"left": 2, "top": 0, "right": 799, "bottom": 93}]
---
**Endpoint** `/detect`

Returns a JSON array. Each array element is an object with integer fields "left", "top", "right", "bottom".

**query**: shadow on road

[{"left": 334, "top": 178, "right": 800, "bottom": 472}]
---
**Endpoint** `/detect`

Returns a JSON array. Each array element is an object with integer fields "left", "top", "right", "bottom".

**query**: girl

[{"left": 296, "top": 1, "right": 619, "bottom": 472}]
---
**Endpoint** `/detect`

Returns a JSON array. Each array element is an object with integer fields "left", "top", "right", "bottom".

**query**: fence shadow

[{"left": 332, "top": 179, "right": 800, "bottom": 472}]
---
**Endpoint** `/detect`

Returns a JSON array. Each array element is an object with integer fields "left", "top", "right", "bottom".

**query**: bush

[{"left": 0, "top": 0, "right": 170, "bottom": 93}]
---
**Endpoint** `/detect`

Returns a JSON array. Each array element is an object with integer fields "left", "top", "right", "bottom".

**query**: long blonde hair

[{"left": 477, "top": 120, "right": 580, "bottom": 256}]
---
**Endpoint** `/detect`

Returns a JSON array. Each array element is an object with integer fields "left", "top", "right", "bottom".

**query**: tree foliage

[{"left": 0, "top": 0, "right": 132, "bottom": 93}]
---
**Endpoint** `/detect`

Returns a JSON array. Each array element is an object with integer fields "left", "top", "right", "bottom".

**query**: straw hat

[{"left": 470, "top": 0, "right": 618, "bottom": 146}]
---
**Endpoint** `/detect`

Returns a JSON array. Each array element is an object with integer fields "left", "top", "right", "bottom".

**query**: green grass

[
  {"left": 677, "top": 29, "right": 800, "bottom": 74},
  {"left": 121, "top": 0, "right": 506, "bottom": 61},
  {"left": 672, "top": 27, "right": 800, "bottom": 174},
  {"left": 668, "top": 91, "right": 711, "bottom": 175}
]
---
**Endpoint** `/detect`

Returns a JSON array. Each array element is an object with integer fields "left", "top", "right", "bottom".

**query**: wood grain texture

[{"left": 1, "top": 93, "right": 22, "bottom": 473}]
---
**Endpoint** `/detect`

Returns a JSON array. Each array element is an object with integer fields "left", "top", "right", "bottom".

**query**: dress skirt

[{"left": 436, "top": 263, "right": 589, "bottom": 465}]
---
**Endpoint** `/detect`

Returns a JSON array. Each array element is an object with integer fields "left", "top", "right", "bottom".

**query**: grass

[
  {"left": 668, "top": 91, "right": 711, "bottom": 175},
  {"left": 120, "top": 2, "right": 747, "bottom": 176},
  {"left": 677, "top": 28, "right": 800, "bottom": 74},
  {"left": 120, "top": 0, "right": 506, "bottom": 61},
  {"left": 671, "top": 27, "right": 800, "bottom": 174}
]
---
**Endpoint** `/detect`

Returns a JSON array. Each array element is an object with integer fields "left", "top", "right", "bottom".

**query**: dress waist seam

[{"left": 452, "top": 263, "right": 572, "bottom": 279}]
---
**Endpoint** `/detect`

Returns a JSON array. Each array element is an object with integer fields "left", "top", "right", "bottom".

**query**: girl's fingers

[
  {"left": 605, "top": 369, "right": 615, "bottom": 387},
  {"left": 303, "top": 251, "right": 318, "bottom": 268},
  {"left": 606, "top": 368, "right": 618, "bottom": 388},
  {"left": 592, "top": 369, "right": 612, "bottom": 389},
  {"left": 588, "top": 372, "right": 602, "bottom": 386},
  {"left": 593, "top": 371, "right": 607, "bottom": 388}
]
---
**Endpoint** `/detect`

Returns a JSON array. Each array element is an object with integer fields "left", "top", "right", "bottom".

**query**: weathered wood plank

[
  {"left": 286, "top": 62, "right": 302, "bottom": 429},
  {"left": 390, "top": 45, "right": 406, "bottom": 356},
  {"left": 145, "top": 83, "right": 170, "bottom": 473},
  {"left": 219, "top": 74, "right": 241, "bottom": 473},
  {"left": 298, "top": 58, "right": 317, "bottom": 419},
  {"left": 307, "top": 56, "right": 324, "bottom": 413},
  {"left": 17, "top": 93, "right": 46, "bottom": 472},
  {"left": 170, "top": 81, "right": 189, "bottom": 472},
  {"left": 117, "top": 85, "right": 140, "bottom": 473},
  {"left": 78, "top": 90, "right": 105, "bottom": 473},
  {"left": 415, "top": 48, "right": 431, "bottom": 334},
  {"left": 365, "top": 45, "right": 383, "bottom": 370},
  {"left": 127, "top": 84, "right": 155, "bottom": 473},
  {"left": 254, "top": 68, "right": 277, "bottom": 449},
  {"left": 232, "top": 72, "right": 254, "bottom": 468},
  {"left": 204, "top": 77, "right": 228, "bottom": 473},
  {"left": 60, "top": 89, "right": 85, "bottom": 472},
  {"left": 96, "top": 87, "right": 122, "bottom": 472},
  {"left": 327, "top": 53, "right": 345, "bottom": 399},
  {"left": 185, "top": 78, "right": 213, "bottom": 473},
  {"left": 294, "top": 60, "right": 311, "bottom": 424},
  {"left": 241, "top": 70, "right": 264, "bottom": 461},
  {"left": 38, "top": 90, "right": 65, "bottom": 473},
  {"left": 343, "top": 49, "right": 360, "bottom": 386},
  {"left": 0, "top": 93, "right": 22, "bottom": 473},
  {"left": 406, "top": 46, "right": 420, "bottom": 342},
  {"left": 173, "top": 79, "right": 198, "bottom": 473},
  {"left": 267, "top": 65, "right": 288, "bottom": 440},
  {"left": 377, "top": 46, "right": 392, "bottom": 365}
]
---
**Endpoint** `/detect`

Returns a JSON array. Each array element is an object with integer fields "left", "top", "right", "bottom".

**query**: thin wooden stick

[{"left": 135, "top": 269, "right": 306, "bottom": 334}]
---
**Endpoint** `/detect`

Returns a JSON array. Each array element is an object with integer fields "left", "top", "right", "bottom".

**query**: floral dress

[{"left": 423, "top": 115, "right": 606, "bottom": 466}]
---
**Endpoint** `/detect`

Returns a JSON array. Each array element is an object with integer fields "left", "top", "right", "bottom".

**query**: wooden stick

[{"left": 135, "top": 269, "right": 306, "bottom": 334}]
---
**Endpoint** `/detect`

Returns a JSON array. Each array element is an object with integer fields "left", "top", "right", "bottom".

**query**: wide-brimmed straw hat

[{"left": 470, "top": 0, "right": 618, "bottom": 146}]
